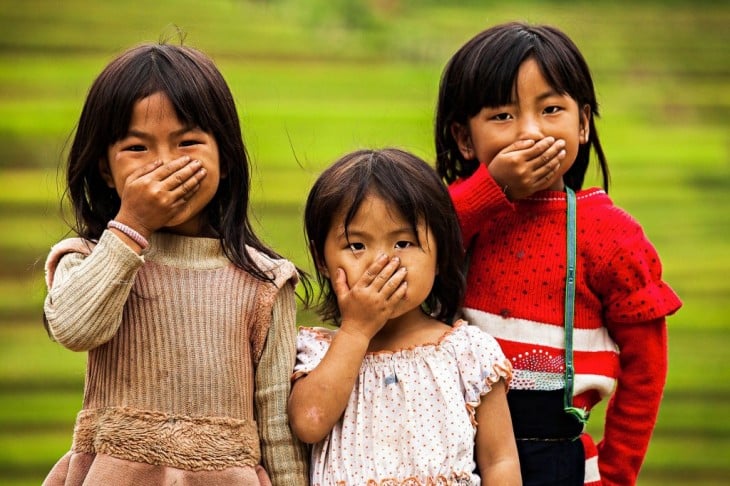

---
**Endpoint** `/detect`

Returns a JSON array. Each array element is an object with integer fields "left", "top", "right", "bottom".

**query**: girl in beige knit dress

[{"left": 42, "top": 43, "right": 308, "bottom": 486}]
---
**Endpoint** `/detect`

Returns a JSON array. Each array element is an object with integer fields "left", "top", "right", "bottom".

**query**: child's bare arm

[
  {"left": 288, "top": 255, "right": 406, "bottom": 444},
  {"left": 475, "top": 381, "right": 522, "bottom": 485}
]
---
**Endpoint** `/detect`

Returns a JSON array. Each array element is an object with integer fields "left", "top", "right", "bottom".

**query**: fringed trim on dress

[
  {"left": 72, "top": 407, "right": 261, "bottom": 471},
  {"left": 324, "top": 472, "right": 474, "bottom": 486}
]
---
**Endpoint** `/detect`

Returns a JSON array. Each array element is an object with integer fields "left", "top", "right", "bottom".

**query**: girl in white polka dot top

[{"left": 289, "top": 148, "right": 520, "bottom": 485}]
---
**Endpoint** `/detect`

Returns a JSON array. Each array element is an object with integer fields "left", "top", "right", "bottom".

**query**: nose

[
  {"left": 517, "top": 113, "right": 543, "bottom": 141},
  {"left": 152, "top": 144, "right": 185, "bottom": 164},
  {"left": 155, "top": 145, "right": 175, "bottom": 163}
]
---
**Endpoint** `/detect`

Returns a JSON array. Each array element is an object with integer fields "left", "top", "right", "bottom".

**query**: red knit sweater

[{"left": 449, "top": 164, "right": 681, "bottom": 485}]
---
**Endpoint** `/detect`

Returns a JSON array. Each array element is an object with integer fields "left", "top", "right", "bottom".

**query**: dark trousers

[{"left": 509, "top": 389, "right": 586, "bottom": 486}]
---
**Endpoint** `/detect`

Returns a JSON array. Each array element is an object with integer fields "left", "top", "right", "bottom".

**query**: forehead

[
  {"left": 130, "top": 92, "right": 179, "bottom": 123},
  {"left": 515, "top": 59, "right": 553, "bottom": 93},
  {"left": 335, "top": 193, "right": 407, "bottom": 230}
]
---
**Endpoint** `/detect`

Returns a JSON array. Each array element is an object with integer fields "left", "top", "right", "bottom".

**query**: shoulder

[
  {"left": 577, "top": 189, "right": 651, "bottom": 254},
  {"left": 579, "top": 189, "right": 643, "bottom": 230},
  {"left": 448, "top": 320, "right": 503, "bottom": 354},
  {"left": 448, "top": 321, "right": 513, "bottom": 391},
  {"left": 245, "top": 245, "right": 298, "bottom": 288},
  {"left": 297, "top": 326, "right": 336, "bottom": 343},
  {"left": 44, "top": 237, "right": 97, "bottom": 289},
  {"left": 293, "top": 327, "right": 335, "bottom": 376}
]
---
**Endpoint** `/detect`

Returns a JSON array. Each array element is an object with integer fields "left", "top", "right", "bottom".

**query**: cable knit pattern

[
  {"left": 42, "top": 230, "right": 308, "bottom": 485},
  {"left": 449, "top": 164, "right": 681, "bottom": 485}
]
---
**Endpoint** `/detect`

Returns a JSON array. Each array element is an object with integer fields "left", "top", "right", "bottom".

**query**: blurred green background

[{"left": 0, "top": 0, "right": 727, "bottom": 484}]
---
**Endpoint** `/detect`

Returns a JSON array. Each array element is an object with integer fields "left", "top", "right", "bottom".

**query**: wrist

[
  {"left": 336, "top": 324, "right": 373, "bottom": 350},
  {"left": 107, "top": 220, "right": 149, "bottom": 251}
]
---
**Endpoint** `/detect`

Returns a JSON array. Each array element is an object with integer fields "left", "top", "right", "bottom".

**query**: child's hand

[
  {"left": 334, "top": 254, "right": 407, "bottom": 343},
  {"left": 114, "top": 156, "right": 207, "bottom": 237},
  {"left": 488, "top": 137, "right": 566, "bottom": 200}
]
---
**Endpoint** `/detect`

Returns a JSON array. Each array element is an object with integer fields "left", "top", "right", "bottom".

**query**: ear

[
  {"left": 579, "top": 105, "right": 591, "bottom": 144},
  {"left": 450, "top": 123, "right": 476, "bottom": 160},
  {"left": 98, "top": 158, "right": 115, "bottom": 188}
]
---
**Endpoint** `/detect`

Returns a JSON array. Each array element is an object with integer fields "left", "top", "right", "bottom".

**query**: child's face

[
  {"left": 320, "top": 193, "right": 438, "bottom": 322},
  {"left": 104, "top": 92, "right": 221, "bottom": 235},
  {"left": 460, "top": 58, "right": 590, "bottom": 190}
]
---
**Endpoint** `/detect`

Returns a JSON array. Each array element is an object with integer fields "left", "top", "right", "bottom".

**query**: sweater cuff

[{"left": 449, "top": 164, "right": 514, "bottom": 216}]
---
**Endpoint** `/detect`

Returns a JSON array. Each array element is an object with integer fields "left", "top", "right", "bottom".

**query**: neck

[{"left": 367, "top": 309, "right": 449, "bottom": 353}]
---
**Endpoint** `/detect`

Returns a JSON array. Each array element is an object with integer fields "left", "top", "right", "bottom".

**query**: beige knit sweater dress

[{"left": 42, "top": 230, "right": 309, "bottom": 485}]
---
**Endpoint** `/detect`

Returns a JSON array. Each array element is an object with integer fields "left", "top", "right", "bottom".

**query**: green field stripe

[
  {"left": 0, "top": 389, "right": 80, "bottom": 429},
  {"left": 0, "top": 429, "right": 69, "bottom": 480}
]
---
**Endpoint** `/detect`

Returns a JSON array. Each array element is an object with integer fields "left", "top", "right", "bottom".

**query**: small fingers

[
  {"left": 150, "top": 155, "right": 192, "bottom": 179},
  {"left": 177, "top": 167, "right": 207, "bottom": 201},
  {"left": 371, "top": 256, "right": 403, "bottom": 292},
  {"left": 528, "top": 138, "right": 564, "bottom": 165},
  {"left": 155, "top": 159, "right": 206, "bottom": 202},
  {"left": 360, "top": 253, "right": 391, "bottom": 285},
  {"left": 331, "top": 268, "right": 351, "bottom": 301},
  {"left": 383, "top": 267, "right": 408, "bottom": 301}
]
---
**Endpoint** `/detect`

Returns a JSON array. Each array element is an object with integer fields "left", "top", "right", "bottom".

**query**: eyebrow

[{"left": 342, "top": 226, "right": 416, "bottom": 240}]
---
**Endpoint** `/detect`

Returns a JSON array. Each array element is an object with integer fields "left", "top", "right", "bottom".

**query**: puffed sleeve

[
  {"left": 292, "top": 327, "right": 334, "bottom": 381},
  {"left": 595, "top": 226, "right": 681, "bottom": 324},
  {"left": 455, "top": 324, "right": 513, "bottom": 409}
]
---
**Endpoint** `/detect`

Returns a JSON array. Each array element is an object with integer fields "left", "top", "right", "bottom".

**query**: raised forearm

[
  {"left": 44, "top": 231, "right": 143, "bottom": 351},
  {"left": 288, "top": 327, "right": 369, "bottom": 444}
]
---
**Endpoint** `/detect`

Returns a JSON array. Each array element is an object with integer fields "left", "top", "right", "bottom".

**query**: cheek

[{"left": 472, "top": 139, "right": 503, "bottom": 166}]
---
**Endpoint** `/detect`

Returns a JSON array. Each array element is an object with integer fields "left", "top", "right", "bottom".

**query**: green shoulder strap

[{"left": 564, "top": 186, "right": 590, "bottom": 424}]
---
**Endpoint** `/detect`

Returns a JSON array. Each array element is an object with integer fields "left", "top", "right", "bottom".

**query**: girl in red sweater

[{"left": 435, "top": 22, "right": 681, "bottom": 485}]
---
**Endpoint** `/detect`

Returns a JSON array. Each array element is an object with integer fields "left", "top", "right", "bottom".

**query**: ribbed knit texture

[
  {"left": 43, "top": 230, "right": 308, "bottom": 485},
  {"left": 449, "top": 164, "right": 681, "bottom": 485}
]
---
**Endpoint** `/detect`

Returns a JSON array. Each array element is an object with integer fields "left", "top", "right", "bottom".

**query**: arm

[
  {"left": 448, "top": 164, "right": 511, "bottom": 246},
  {"left": 475, "top": 381, "right": 522, "bottom": 485},
  {"left": 288, "top": 255, "right": 406, "bottom": 443},
  {"left": 598, "top": 318, "right": 667, "bottom": 485},
  {"left": 44, "top": 231, "right": 144, "bottom": 351},
  {"left": 449, "top": 137, "right": 565, "bottom": 244},
  {"left": 254, "top": 282, "right": 309, "bottom": 486}
]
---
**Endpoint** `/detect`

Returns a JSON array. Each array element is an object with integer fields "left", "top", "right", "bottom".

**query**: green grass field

[{"left": 1, "top": 0, "right": 728, "bottom": 484}]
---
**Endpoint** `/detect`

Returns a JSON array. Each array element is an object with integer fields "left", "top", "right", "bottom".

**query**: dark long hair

[
  {"left": 304, "top": 148, "right": 465, "bottom": 325},
  {"left": 435, "top": 22, "right": 609, "bottom": 191},
  {"left": 64, "top": 43, "right": 282, "bottom": 281}
]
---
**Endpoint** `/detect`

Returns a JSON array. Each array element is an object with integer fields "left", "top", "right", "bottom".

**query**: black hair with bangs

[
  {"left": 63, "top": 43, "right": 282, "bottom": 282},
  {"left": 304, "top": 148, "right": 465, "bottom": 325},
  {"left": 435, "top": 22, "right": 609, "bottom": 191}
]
